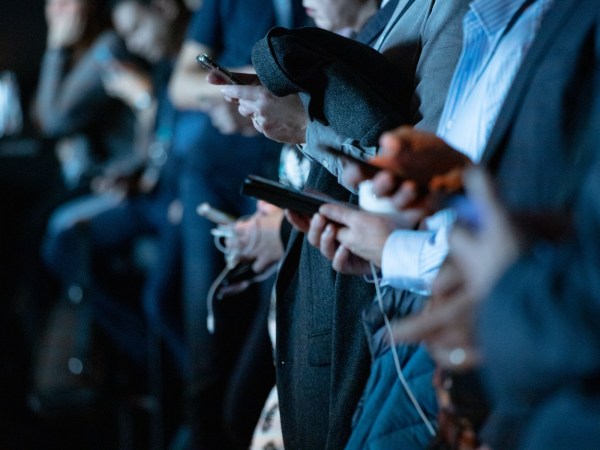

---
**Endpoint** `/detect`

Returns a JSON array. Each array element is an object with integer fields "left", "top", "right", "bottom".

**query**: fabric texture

[
  {"left": 471, "top": 1, "right": 600, "bottom": 447},
  {"left": 274, "top": 1, "right": 469, "bottom": 449},
  {"left": 252, "top": 26, "right": 409, "bottom": 147},
  {"left": 345, "top": 288, "right": 438, "bottom": 450}
]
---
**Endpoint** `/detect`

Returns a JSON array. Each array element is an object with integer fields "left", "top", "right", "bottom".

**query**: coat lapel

[{"left": 481, "top": 0, "right": 581, "bottom": 165}]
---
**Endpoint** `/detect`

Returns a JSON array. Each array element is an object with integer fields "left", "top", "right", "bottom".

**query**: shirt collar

[{"left": 469, "top": 0, "right": 532, "bottom": 37}]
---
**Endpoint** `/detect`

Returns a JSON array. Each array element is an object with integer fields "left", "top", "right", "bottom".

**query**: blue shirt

[
  {"left": 438, "top": 0, "right": 555, "bottom": 159},
  {"left": 171, "top": 0, "right": 306, "bottom": 173},
  {"left": 382, "top": 0, "right": 554, "bottom": 294}
]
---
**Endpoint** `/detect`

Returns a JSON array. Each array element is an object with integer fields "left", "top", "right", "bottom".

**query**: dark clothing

[
  {"left": 252, "top": 26, "right": 409, "bottom": 147},
  {"left": 34, "top": 31, "right": 136, "bottom": 176},
  {"left": 274, "top": 1, "right": 468, "bottom": 448},
  {"left": 345, "top": 288, "right": 437, "bottom": 450},
  {"left": 176, "top": 1, "right": 306, "bottom": 449},
  {"left": 41, "top": 59, "right": 186, "bottom": 373},
  {"left": 474, "top": 1, "right": 600, "bottom": 448}
]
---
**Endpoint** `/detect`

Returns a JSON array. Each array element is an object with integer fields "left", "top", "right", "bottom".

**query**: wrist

[{"left": 133, "top": 91, "right": 153, "bottom": 111}]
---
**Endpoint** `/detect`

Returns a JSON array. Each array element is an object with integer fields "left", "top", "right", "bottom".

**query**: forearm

[
  {"left": 34, "top": 48, "right": 71, "bottom": 135},
  {"left": 169, "top": 41, "right": 228, "bottom": 110},
  {"left": 35, "top": 35, "right": 117, "bottom": 136}
]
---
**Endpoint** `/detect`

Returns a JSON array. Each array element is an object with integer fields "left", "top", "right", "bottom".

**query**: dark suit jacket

[
  {"left": 474, "top": 1, "right": 600, "bottom": 447},
  {"left": 273, "top": 1, "right": 468, "bottom": 449}
]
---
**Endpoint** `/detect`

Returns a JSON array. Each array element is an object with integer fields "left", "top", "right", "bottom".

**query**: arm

[
  {"left": 168, "top": 40, "right": 224, "bottom": 110},
  {"left": 34, "top": 32, "right": 127, "bottom": 137}
]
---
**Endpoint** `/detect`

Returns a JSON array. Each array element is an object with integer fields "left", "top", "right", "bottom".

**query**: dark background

[{"left": 0, "top": 0, "right": 48, "bottom": 121}]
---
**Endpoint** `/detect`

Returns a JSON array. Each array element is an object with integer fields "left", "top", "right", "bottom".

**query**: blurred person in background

[
  {"left": 167, "top": 1, "right": 306, "bottom": 448},
  {"left": 40, "top": 0, "right": 190, "bottom": 398}
]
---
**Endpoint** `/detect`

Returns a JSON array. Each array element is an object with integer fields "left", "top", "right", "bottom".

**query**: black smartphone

[
  {"left": 241, "top": 175, "right": 336, "bottom": 215},
  {"left": 196, "top": 53, "right": 246, "bottom": 85}
]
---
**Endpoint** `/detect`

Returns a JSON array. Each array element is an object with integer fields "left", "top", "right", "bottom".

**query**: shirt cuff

[{"left": 380, "top": 224, "right": 451, "bottom": 295}]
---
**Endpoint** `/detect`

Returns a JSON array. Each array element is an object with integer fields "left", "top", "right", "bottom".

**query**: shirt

[
  {"left": 382, "top": 0, "right": 554, "bottom": 294},
  {"left": 171, "top": 0, "right": 306, "bottom": 173}
]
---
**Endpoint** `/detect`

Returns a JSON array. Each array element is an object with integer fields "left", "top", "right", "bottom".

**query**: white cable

[
  {"left": 370, "top": 261, "right": 436, "bottom": 437},
  {"left": 206, "top": 265, "right": 231, "bottom": 334}
]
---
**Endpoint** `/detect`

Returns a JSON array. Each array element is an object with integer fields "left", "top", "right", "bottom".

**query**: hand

[
  {"left": 317, "top": 203, "right": 425, "bottom": 267},
  {"left": 207, "top": 99, "right": 258, "bottom": 136},
  {"left": 46, "top": 0, "right": 86, "bottom": 49},
  {"left": 90, "top": 159, "right": 147, "bottom": 197},
  {"left": 388, "top": 168, "right": 522, "bottom": 371},
  {"left": 372, "top": 126, "right": 472, "bottom": 189},
  {"left": 284, "top": 209, "right": 313, "bottom": 234},
  {"left": 447, "top": 168, "right": 521, "bottom": 302},
  {"left": 389, "top": 257, "right": 481, "bottom": 372},
  {"left": 227, "top": 202, "right": 285, "bottom": 272},
  {"left": 101, "top": 62, "right": 154, "bottom": 111},
  {"left": 211, "top": 73, "right": 308, "bottom": 144}
]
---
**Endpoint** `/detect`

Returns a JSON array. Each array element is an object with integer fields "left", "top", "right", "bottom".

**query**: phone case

[{"left": 241, "top": 175, "right": 333, "bottom": 215}]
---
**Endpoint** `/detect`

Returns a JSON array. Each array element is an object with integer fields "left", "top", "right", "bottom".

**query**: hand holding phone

[
  {"left": 196, "top": 54, "right": 246, "bottom": 85},
  {"left": 197, "top": 202, "right": 237, "bottom": 225}
]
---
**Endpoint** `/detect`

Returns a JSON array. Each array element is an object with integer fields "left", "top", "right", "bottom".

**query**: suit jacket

[
  {"left": 274, "top": 1, "right": 469, "bottom": 448},
  {"left": 473, "top": 1, "right": 600, "bottom": 447}
]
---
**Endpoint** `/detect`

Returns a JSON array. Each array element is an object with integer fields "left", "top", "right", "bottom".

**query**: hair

[
  {"left": 78, "top": 0, "right": 113, "bottom": 50},
  {"left": 110, "top": 0, "right": 191, "bottom": 52}
]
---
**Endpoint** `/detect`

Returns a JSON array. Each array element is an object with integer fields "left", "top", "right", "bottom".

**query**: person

[
  {"left": 41, "top": 0, "right": 190, "bottom": 375},
  {"left": 218, "top": 0, "right": 469, "bottom": 447},
  {"left": 167, "top": 1, "right": 306, "bottom": 448},
  {"left": 278, "top": 2, "right": 469, "bottom": 448},
  {"left": 34, "top": 0, "right": 136, "bottom": 192},
  {"left": 351, "top": 1, "right": 600, "bottom": 448}
]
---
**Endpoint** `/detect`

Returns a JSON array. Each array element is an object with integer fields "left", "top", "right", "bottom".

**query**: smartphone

[
  {"left": 196, "top": 54, "right": 246, "bottom": 85},
  {"left": 444, "top": 194, "right": 481, "bottom": 231},
  {"left": 197, "top": 202, "right": 237, "bottom": 225},
  {"left": 241, "top": 175, "right": 337, "bottom": 215}
]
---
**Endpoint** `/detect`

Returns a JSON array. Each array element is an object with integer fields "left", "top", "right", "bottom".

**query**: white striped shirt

[{"left": 382, "top": 0, "right": 554, "bottom": 294}]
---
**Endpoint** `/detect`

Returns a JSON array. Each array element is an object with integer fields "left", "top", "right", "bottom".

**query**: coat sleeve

[{"left": 479, "top": 85, "right": 600, "bottom": 408}]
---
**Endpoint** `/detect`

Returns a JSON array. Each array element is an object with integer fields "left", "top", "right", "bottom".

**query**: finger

[
  {"left": 206, "top": 72, "right": 230, "bottom": 85},
  {"left": 370, "top": 171, "right": 402, "bottom": 197},
  {"left": 378, "top": 125, "right": 414, "bottom": 156},
  {"left": 307, "top": 213, "right": 327, "bottom": 248},
  {"left": 284, "top": 209, "right": 311, "bottom": 233},
  {"left": 392, "top": 180, "right": 419, "bottom": 207},
  {"left": 318, "top": 203, "right": 354, "bottom": 225},
  {"left": 221, "top": 85, "right": 260, "bottom": 102},
  {"left": 431, "top": 257, "right": 464, "bottom": 298},
  {"left": 341, "top": 160, "right": 376, "bottom": 187},
  {"left": 331, "top": 245, "right": 355, "bottom": 274},
  {"left": 252, "top": 257, "right": 268, "bottom": 273},
  {"left": 237, "top": 103, "right": 255, "bottom": 118},
  {"left": 389, "top": 302, "right": 458, "bottom": 344},
  {"left": 319, "top": 224, "right": 339, "bottom": 261}
]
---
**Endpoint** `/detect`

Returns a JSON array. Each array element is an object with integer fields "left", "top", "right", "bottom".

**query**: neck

[{"left": 352, "top": 1, "right": 380, "bottom": 32}]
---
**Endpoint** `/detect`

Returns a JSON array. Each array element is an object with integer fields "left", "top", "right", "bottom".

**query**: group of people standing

[{"left": 16, "top": 0, "right": 600, "bottom": 449}]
